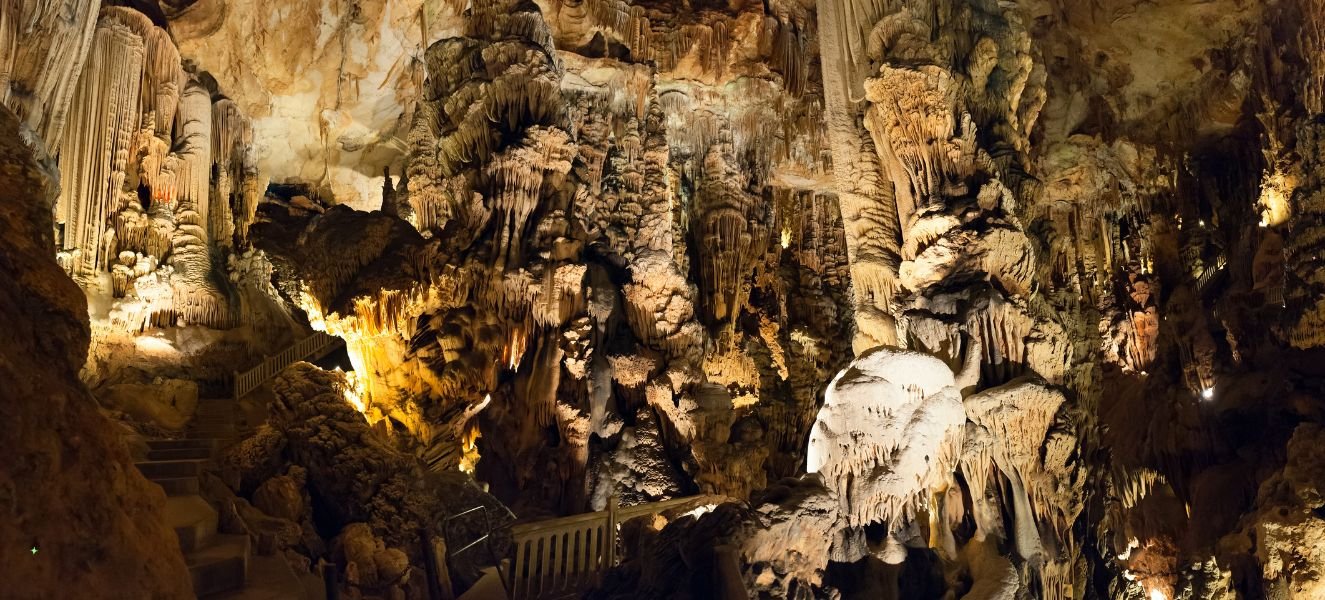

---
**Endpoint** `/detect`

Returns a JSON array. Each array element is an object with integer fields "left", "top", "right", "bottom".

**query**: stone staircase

[
  {"left": 191, "top": 397, "right": 239, "bottom": 439},
  {"left": 136, "top": 434, "right": 251, "bottom": 597},
  {"left": 136, "top": 397, "right": 321, "bottom": 599},
  {"left": 130, "top": 333, "right": 341, "bottom": 598}
]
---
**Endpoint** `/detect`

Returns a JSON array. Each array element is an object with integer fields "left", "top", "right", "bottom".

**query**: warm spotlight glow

[
  {"left": 1149, "top": 588, "right": 1168, "bottom": 600},
  {"left": 134, "top": 335, "right": 176, "bottom": 357},
  {"left": 340, "top": 370, "right": 367, "bottom": 414},
  {"left": 1201, "top": 387, "right": 1214, "bottom": 400},
  {"left": 780, "top": 227, "right": 791, "bottom": 249},
  {"left": 505, "top": 328, "right": 526, "bottom": 370},
  {"left": 1259, "top": 171, "right": 1295, "bottom": 228},
  {"left": 459, "top": 408, "right": 485, "bottom": 475},
  {"left": 679, "top": 503, "right": 718, "bottom": 519}
]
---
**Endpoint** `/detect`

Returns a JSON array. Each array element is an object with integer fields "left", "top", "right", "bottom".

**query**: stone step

[
  {"left": 192, "top": 434, "right": 236, "bottom": 442},
  {"left": 147, "top": 447, "right": 213, "bottom": 461},
  {"left": 193, "top": 413, "right": 236, "bottom": 420},
  {"left": 194, "top": 410, "right": 235, "bottom": 418},
  {"left": 165, "top": 495, "right": 218, "bottom": 553},
  {"left": 136, "top": 459, "right": 209, "bottom": 480},
  {"left": 192, "top": 421, "right": 236, "bottom": 429},
  {"left": 191, "top": 534, "right": 250, "bottom": 598},
  {"left": 194, "top": 416, "right": 235, "bottom": 423},
  {"left": 146, "top": 439, "right": 216, "bottom": 451},
  {"left": 154, "top": 477, "right": 200, "bottom": 497},
  {"left": 207, "top": 554, "right": 314, "bottom": 600}
]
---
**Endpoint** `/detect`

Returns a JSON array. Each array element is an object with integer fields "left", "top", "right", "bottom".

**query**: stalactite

[
  {"left": 772, "top": 17, "right": 809, "bottom": 98},
  {"left": 0, "top": 0, "right": 99, "bottom": 154},
  {"left": 211, "top": 98, "right": 248, "bottom": 246},
  {"left": 56, "top": 14, "right": 145, "bottom": 276},
  {"left": 695, "top": 140, "right": 771, "bottom": 324},
  {"left": 1283, "top": 120, "right": 1325, "bottom": 347},
  {"left": 483, "top": 127, "right": 574, "bottom": 264}
]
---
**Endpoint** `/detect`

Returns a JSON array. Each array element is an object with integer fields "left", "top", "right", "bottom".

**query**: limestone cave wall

[{"left": 6, "top": 0, "right": 1325, "bottom": 598}]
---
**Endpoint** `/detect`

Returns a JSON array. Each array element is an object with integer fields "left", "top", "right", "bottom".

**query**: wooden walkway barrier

[
  {"left": 503, "top": 496, "right": 710, "bottom": 599},
  {"left": 233, "top": 331, "right": 340, "bottom": 401}
]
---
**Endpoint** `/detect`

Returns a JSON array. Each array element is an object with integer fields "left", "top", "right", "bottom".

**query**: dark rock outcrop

[{"left": 0, "top": 106, "right": 192, "bottom": 597}]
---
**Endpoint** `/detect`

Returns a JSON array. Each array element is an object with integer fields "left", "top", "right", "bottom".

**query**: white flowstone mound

[{"left": 807, "top": 346, "right": 968, "bottom": 529}]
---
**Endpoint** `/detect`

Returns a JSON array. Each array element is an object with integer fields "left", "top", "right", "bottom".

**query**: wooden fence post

[
  {"left": 321, "top": 559, "right": 338, "bottom": 600},
  {"left": 713, "top": 544, "right": 747, "bottom": 600},
  {"left": 604, "top": 494, "right": 618, "bottom": 569}
]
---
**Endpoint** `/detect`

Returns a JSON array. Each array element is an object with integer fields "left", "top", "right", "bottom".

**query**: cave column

[
  {"left": 816, "top": 0, "right": 903, "bottom": 353},
  {"left": 56, "top": 14, "right": 146, "bottom": 276},
  {"left": 1278, "top": 0, "right": 1325, "bottom": 348}
]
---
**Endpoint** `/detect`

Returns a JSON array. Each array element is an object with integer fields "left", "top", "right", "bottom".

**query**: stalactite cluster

[
  {"left": 12, "top": 0, "right": 1325, "bottom": 598},
  {"left": 4, "top": 3, "right": 261, "bottom": 335}
]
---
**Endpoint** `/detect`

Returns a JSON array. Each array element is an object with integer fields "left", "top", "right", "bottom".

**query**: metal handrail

[{"left": 232, "top": 331, "right": 340, "bottom": 401}]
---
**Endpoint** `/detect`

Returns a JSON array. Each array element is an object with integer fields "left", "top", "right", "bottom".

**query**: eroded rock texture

[
  {"left": 0, "top": 105, "right": 191, "bottom": 598},
  {"left": 10, "top": 0, "right": 1325, "bottom": 598},
  {"left": 251, "top": 0, "right": 852, "bottom": 521}
]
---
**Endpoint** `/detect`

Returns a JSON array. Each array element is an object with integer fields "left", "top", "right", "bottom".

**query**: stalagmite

[
  {"left": 817, "top": 0, "right": 905, "bottom": 352},
  {"left": 211, "top": 98, "right": 248, "bottom": 246}
]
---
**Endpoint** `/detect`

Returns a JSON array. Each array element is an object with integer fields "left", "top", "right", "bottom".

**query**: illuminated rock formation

[
  {"left": 11, "top": 0, "right": 1325, "bottom": 598},
  {"left": 807, "top": 345, "right": 977, "bottom": 531}
]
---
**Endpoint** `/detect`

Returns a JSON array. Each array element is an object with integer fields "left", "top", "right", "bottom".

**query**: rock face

[
  {"left": 168, "top": 0, "right": 443, "bottom": 210},
  {"left": 9, "top": 0, "right": 1325, "bottom": 598},
  {"left": 1231, "top": 424, "right": 1325, "bottom": 599},
  {"left": 0, "top": 105, "right": 192, "bottom": 598},
  {"left": 264, "top": 362, "right": 513, "bottom": 587}
]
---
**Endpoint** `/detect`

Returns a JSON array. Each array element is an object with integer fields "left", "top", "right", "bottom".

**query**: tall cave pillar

[{"left": 816, "top": 0, "right": 903, "bottom": 353}]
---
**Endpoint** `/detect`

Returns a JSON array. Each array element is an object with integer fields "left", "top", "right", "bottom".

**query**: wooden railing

[
  {"left": 1196, "top": 254, "right": 1228, "bottom": 291},
  {"left": 233, "top": 331, "right": 340, "bottom": 401},
  {"left": 1264, "top": 284, "right": 1285, "bottom": 307},
  {"left": 504, "top": 496, "right": 709, "bottom": 599}
]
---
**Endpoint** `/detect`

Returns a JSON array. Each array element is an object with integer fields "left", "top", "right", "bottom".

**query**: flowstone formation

[
  {"left": 10, "top": 0, "right": 1325, "bottom": 598},
  {"left": 2, "top": 1, "right": 299, "bottom": 399}
]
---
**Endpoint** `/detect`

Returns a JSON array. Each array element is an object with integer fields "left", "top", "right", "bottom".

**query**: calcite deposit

[{"left": 7, "top": 0, "right": 1325, "bottom": 597}]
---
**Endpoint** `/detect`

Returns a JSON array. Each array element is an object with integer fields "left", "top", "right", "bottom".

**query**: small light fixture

[
  {"left": 30, "top": 545, "right": 38, "bottom": 556},
  {"left": 1201, "top": 387, "right": 1214, "bottom": 400}
]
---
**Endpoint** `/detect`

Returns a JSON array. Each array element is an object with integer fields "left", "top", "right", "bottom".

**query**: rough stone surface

[{"left": 0, "top": 105, "right": 192, "bottom": 598}]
